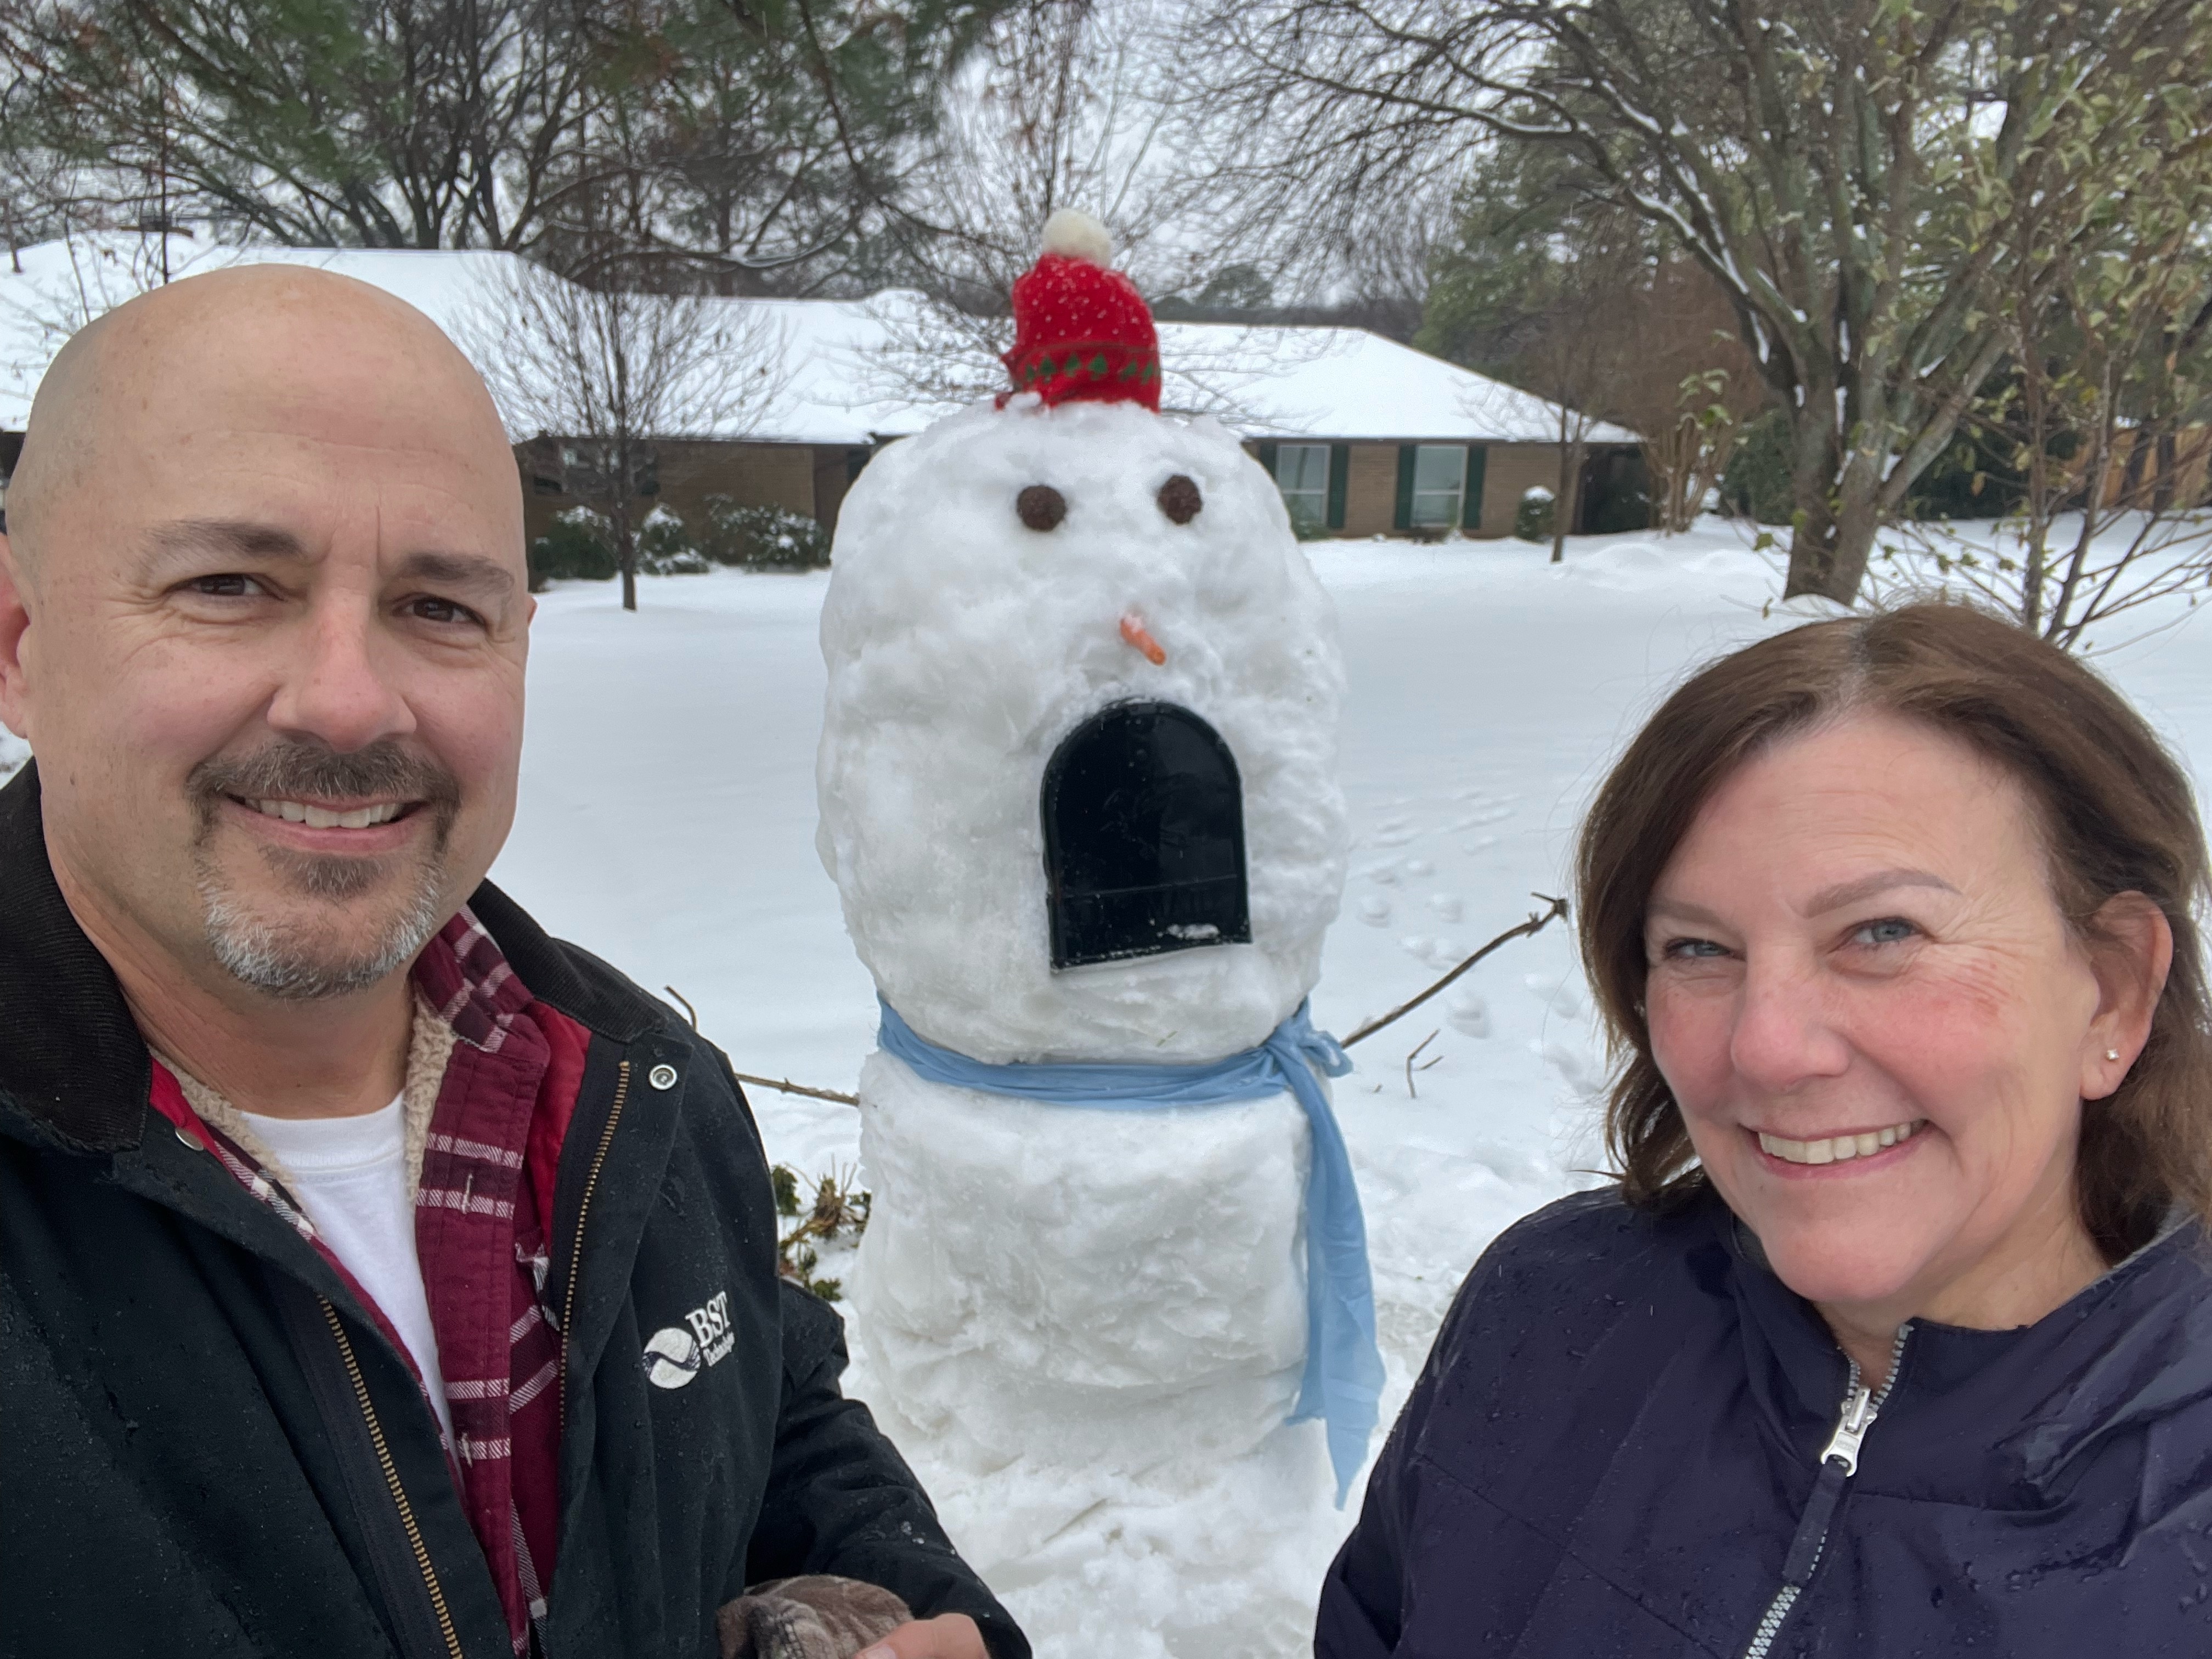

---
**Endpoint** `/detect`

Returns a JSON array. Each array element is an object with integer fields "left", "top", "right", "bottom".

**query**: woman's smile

[{"left": 1750, "top": 1118, "right": 1926, "bottom": 1173}]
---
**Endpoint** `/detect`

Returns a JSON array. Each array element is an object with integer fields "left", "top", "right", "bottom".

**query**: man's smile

[{"left": 218, "top": 791, "right": 429, "bottom": 853}]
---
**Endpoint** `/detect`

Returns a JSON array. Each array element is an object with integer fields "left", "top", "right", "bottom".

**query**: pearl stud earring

[{"left": 2106, "top": 1048, "right": 2120, "bottom": 1062}]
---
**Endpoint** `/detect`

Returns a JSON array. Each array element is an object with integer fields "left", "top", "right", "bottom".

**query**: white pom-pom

[{"left": 1039, "top": 208, "right": 1113, "bottom": 266}]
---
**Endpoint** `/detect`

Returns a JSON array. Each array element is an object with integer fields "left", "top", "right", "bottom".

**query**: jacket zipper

[
  {"left": 319, "top": 1298, "right": 466, "bottom": 1659},
  {"left": 1740, "top": 1324, "right": 1911, "bottom": 1659},
  {"left": 558, "top": 1057, "right": 631, "bottom": 1429}
]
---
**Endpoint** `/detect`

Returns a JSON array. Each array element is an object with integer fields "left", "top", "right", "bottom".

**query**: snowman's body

[{"left": 817, "top": 389, "right": 1351, "bottom": 1652}]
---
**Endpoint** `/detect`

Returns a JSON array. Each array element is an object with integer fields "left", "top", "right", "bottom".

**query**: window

[
  {"left": 1410, "top": 444, "right": 1465, "bottom": 528},
  {"left": 1273, "top": 443, "right": 1331, "bottom": 528}
]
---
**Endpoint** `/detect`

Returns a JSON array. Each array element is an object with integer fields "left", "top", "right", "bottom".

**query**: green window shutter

[
  {"left": 1393, "top": 444, "right": 1415, "bottom": 531},
  {"left": 1462, "top": 445, "right": 1488, "bottom": 531},
  {"left": 1327, "top": 444, "right": 1350, "bottom": 529},
  {"left": 1257, "top": 441, "right": 1279, "bottom": 478}
]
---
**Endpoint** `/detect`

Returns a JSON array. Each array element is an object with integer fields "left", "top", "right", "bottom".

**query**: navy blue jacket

[{"left": 1318, "top": 1187, "right": 2212, "bottom": 1657}]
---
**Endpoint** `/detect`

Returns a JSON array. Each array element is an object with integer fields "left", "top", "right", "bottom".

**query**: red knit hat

[{"left": 1001, "top": 211, "right": 1161, "bottom": 411}]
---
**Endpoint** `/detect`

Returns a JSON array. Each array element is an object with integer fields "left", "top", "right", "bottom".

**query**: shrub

[
  {"left": 1720, "top": 408, "right": 1795, "bottom": 524},
  {"left": 771, "top": 1164, "right": 871, "bottom": 1302},
  {"left": 528, "top": 506, "right": 617, "bottom": 588},
  {"left": 1514, "top": 486, "right": 1555, "bottom": 543},
  {"left": 1284, "top": 498, "right": 1334, "bottom": 541},
  {"left": 637, "top": 505, "right": 710, "bottom": 575},
  {"left": 700, "top": 495, "right": 832, "bottom": 570}
]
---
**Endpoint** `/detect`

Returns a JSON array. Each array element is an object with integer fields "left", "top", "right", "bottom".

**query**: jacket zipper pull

[
  {"left": 1741, "top": 1328, "right": 1910, "bottom": 1659},
  {"left": 1819, "top": 1380, "right": 1877, "bottom": 1476}
]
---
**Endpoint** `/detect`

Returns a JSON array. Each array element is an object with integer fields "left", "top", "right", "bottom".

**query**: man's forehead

[{"left": 15, "top": 266, "right": 521, "bottom": 575}]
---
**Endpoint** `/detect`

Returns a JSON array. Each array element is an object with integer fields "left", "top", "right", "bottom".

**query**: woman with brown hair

[{"left": 1317, "top": 601, "right": 2212, "bottom": 1658}]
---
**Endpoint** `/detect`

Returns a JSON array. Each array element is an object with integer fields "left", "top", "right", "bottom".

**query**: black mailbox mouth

[{"left": 1041, "top": 699, "right": 1253, "bottom": 970}]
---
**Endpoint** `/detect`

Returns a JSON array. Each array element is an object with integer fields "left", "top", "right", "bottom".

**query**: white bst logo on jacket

[{"left": 644, "top": 1290, "right": 735, "bottom": 1389}]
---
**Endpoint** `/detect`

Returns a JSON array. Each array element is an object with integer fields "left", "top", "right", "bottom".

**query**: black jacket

[
  {"left": 0, "top": 765, "right": 1025, "bottom": 1659},
  {"left": 1320, "top": 1186, "right": 2212, "bottom": 1657}
]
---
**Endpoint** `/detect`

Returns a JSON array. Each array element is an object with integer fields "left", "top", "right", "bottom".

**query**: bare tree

[
  {"left": 460, "top": 257, "right": 788, "bottom": 611},
  {"left": 1866, "top": 173, "right": 2212, "bottom": 652},
  {"left": 1194, "top": 0, "right": 2212, "bottom": 602},
  {"left": 877, "top": 0, "right": 1271, "bottom": 310},
  {"left": 0, "top": 0, "right": 1013, "bottom": 292}
]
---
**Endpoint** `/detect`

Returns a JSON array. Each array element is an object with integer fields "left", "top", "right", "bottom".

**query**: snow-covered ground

[{"left": 490, "top": 520, "right": 2211, "bottom": 1649}]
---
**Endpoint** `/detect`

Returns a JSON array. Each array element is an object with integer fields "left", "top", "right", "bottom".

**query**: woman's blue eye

[
  {"left": 1854, "top": 918, "right": 1917, "bottom": 946},
  {"left": 1666, "top": 938, "right": 1730, "bottom": 959}
]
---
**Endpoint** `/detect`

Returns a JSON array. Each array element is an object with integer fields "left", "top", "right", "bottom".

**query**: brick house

[{"left": 0, "top": 236, "right": 1640, "bottom": 541}]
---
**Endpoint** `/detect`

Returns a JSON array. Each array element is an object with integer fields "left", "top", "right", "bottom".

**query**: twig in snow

[
  {"left": 665, "top": 982, "right": 861, "bottom": 1105},
  {"left": 1406, "top": 1030, "right": 1442, "bottom": 1098},
  {"left": 731, "top": 1072, "right": 861, "bottom": 1108},
  {"left": 1342, "top": 893, "right": 1571, "bottom": 1049}
]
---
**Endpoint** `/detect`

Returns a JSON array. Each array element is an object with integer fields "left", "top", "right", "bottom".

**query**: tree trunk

[
  {"left": 614, "top": 496, "right": 638, "bottom": 612},
  {"left": 1550, "top": 408, "right": 1573, "bottom": 563},
  {"left": 1781, "top": 399, "right": 1852, "bottom": 600}
]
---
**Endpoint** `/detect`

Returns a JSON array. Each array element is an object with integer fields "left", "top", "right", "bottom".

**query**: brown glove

[{"left": 716, "top": 1576, "right": 915, "bottom": 1659}]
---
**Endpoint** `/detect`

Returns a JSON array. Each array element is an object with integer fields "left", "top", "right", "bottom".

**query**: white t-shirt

[{"left": 240, "top": 1097, "right": 454, "bottom": 1446}]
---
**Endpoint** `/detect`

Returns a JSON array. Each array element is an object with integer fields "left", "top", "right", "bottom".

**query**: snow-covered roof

[{"left": 0, "top": 232, "right": 1635, "bottom": 447}]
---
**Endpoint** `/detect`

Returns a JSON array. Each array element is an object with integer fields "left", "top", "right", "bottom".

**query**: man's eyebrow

[
  {"left": 393, "top": 548, "right": 517, "bottom": 600},
  {"left": 138, "top": 518, "right": 308, "bottom": 577}
]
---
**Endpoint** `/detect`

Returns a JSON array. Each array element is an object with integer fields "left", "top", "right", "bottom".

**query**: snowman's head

[{"left": 816, "top": 393, "right": 1347, "bottom": 1064}]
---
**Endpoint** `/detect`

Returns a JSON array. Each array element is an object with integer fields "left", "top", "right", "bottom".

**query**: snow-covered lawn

[{"left": 490, "top": 522, "right": 2210, "bottom": 1640}]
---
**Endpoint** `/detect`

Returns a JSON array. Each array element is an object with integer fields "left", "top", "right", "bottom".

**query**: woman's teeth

[
  {"left": 248, "top": 798, "right": 405, "bottom": 830},
  {"left": 1758, "top": 1120, "right": 1922, "bottom": 1166}
]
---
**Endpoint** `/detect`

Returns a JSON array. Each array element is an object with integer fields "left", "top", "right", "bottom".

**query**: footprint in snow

[
  {"left": 1404, "top": 856, "right": 1435, "bottom": 877},
  {"left": 1362, "top": 861, "right": 1402, "bottom": 887},
  {"left": 1357, "top": 895, "right": 1392, "bottom": 927},
  {"left": 1454, "top": 804, "right": 1515, "bottom": 828},
  {"left": 1427, "top": 893, "right": 1464, "bottom": 923},
  {"left": 1541, "top": 1041, "right": 1601, "bottom": 1092},
  {"left": 1525, "top": 973, "right": 1585, "bottom": 1020},
  {"left": 1447, "top": 992, "right": 1490, "bottom": 1038}
]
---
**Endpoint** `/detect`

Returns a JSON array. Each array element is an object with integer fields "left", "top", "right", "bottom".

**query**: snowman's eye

[
  {"left": 1017, "top": 484, "right": 1067, "bottom": 532},
  {"left": 1157, "top": 475, "right": 1203, "bottom": 525}
]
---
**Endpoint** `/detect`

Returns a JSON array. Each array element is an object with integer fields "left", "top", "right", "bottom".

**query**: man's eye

[
  {"left": 1852, "top": 917, "right": 1918, "bottom": 947},
  {"left": 187, "top": 573, "right": 264, "bottom": 597},
  {"left": 410, "top": 595, "right": 484, "bottom": 627}
]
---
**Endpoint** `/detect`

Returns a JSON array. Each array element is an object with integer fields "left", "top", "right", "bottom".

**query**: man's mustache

[{"left": 188, "top": 740, "right": 462, "bottom": 821}]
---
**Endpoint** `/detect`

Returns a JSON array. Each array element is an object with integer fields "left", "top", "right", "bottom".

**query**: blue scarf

[{"left": 876, "top": 997, "right": 1383, "bottom": 1504}]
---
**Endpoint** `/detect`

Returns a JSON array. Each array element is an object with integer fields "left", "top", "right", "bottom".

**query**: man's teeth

[
  {"left": 249, "top": 799, "right": 405, "bottom": 830},
  {"left": 1758, "top": 1120, "right": 1923, "bottom": 1166}
]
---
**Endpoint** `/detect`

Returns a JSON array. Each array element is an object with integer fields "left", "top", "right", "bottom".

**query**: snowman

[{"left": 815, "top": 212, "right": 1381, "bottom": 1657}]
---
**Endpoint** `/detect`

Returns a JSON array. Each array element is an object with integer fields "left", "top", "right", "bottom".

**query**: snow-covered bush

[
  {"left": 1284, "top": 498, "right": 1333, "bottom": 542},
  {"left": 1514, "top": 486, "right": 1555, "bottom": 544},
  {"left": 699, "top": 495, "right": 832, "bottom": 570},
  {"left": 527, "top": 506, "right": 617, "bottom": 588},
  {"left": 637, "top": 505, "right": 711, "bottom": 575}
]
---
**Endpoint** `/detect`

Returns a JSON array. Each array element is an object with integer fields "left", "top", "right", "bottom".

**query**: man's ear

[
  {"left": 2082, "top": 891, "right": 2173, "bottom": 1101},
  {"left": 0, "top": 533, "right": 33, "bottom": 743}
]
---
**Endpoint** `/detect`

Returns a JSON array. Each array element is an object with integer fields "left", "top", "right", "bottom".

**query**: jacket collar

[
  {"left": 1716, "top": 1186, "right": 2212, "bottom": 1497},
  {"left": 0, "top": 761, "right": 664, "bottom": 1155}
]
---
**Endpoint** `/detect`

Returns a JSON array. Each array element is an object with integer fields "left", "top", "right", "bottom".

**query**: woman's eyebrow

[
  {"left": 1645, "top": 895, "right": 1725, "bottom": 928},
  {"left": 1805, "top": 868, "right": 1958, "bottom": 914}
]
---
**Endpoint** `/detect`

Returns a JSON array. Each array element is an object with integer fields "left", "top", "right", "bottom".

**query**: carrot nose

[{"left": 1120, "top": 613, "right": 1167, "bottom": 666}]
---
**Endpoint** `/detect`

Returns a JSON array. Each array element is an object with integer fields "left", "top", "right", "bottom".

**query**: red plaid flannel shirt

[{"left": 150, "top": 908, "right": 590, "bottom": 1657}]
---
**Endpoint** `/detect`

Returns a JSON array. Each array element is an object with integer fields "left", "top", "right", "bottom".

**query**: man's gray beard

[
  {"left": 185, "top": 737, "right": 462, "bottom": 1001},
  {"left": 196, "top": 851, "right": 449, "bottom": 1000}
]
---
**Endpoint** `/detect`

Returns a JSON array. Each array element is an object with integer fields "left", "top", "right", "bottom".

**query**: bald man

[{"left": 0, "top": 268, "right": 1020, "bottom": 1659}]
